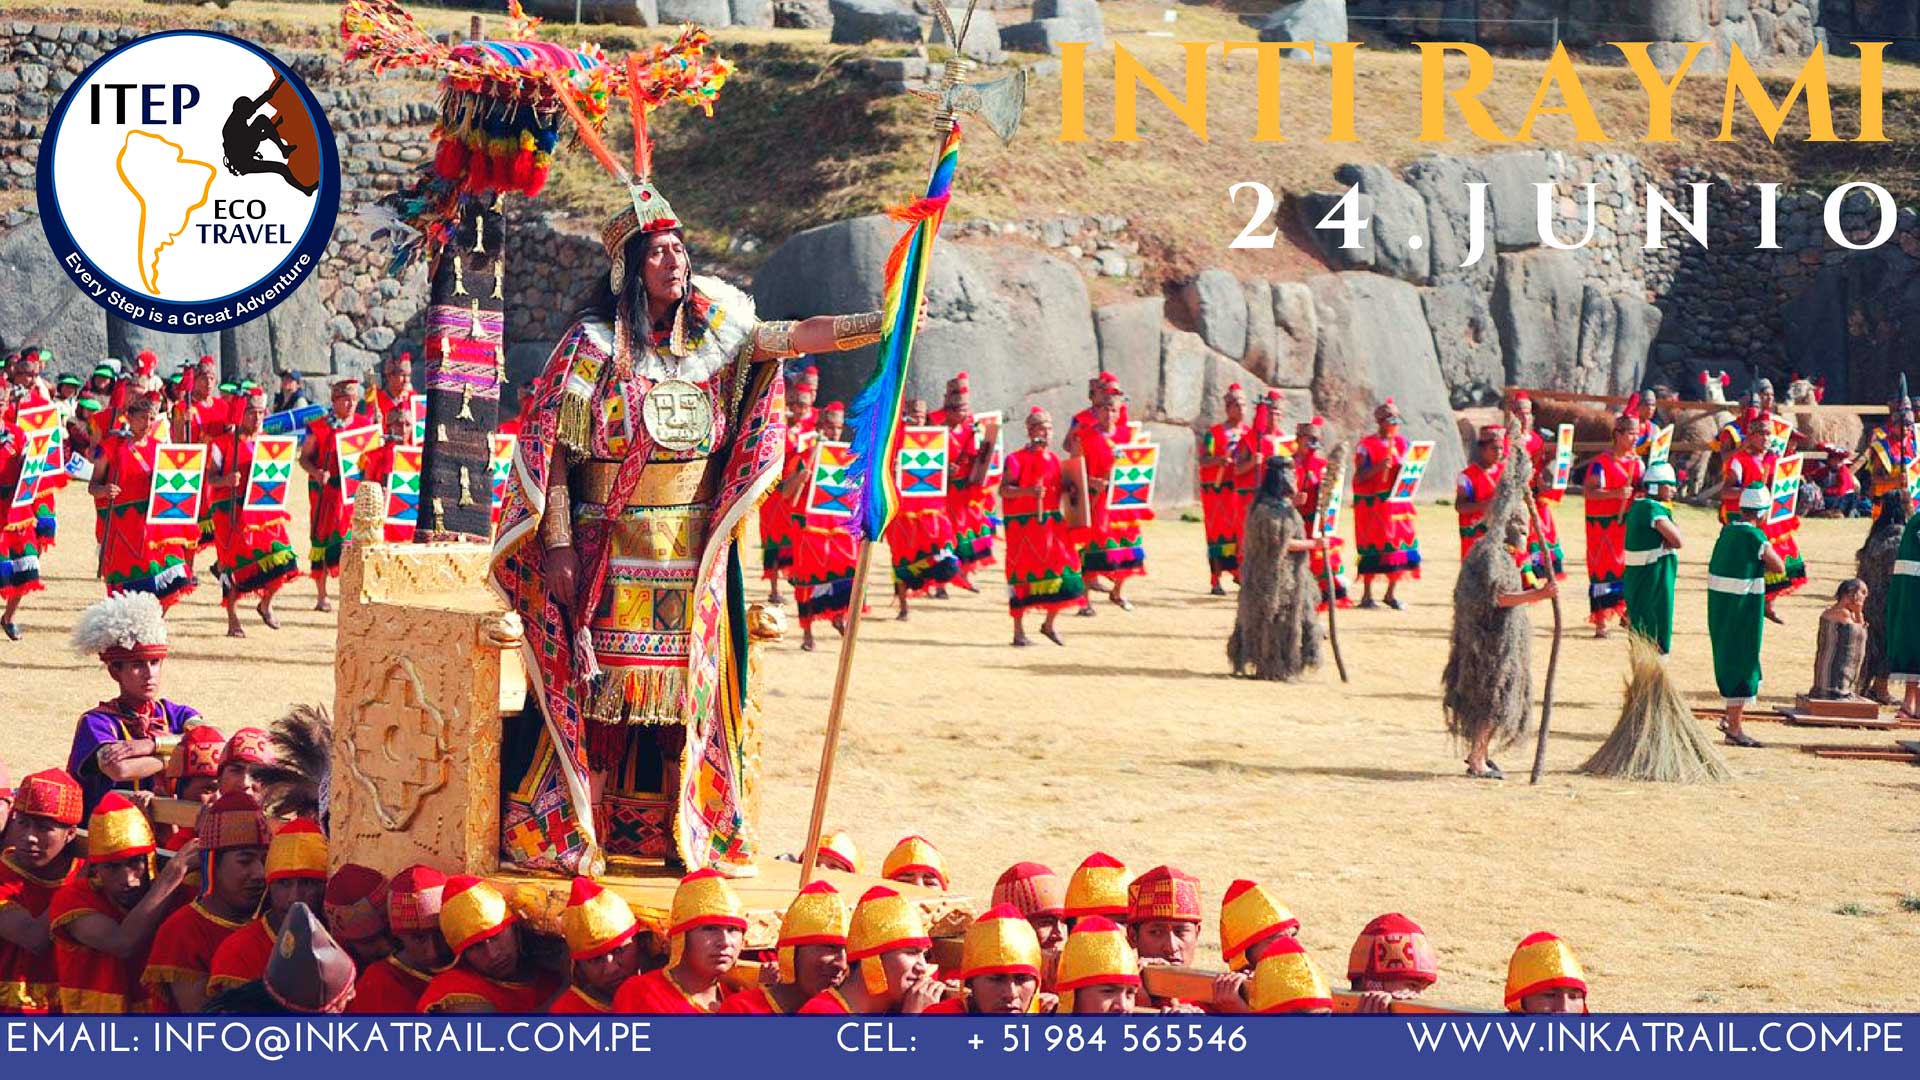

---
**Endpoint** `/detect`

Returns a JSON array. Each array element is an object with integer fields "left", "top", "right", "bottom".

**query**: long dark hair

[{"left": 583, "top": 228, "right": 712, "bottom": 344}]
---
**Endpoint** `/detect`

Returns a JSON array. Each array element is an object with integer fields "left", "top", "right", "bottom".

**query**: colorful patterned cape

[{"left": 490, "top": 303, "right": 785, "bottom": 876}]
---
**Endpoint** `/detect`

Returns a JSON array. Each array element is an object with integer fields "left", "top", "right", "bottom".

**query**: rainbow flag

[{"left": 843, "top": 123, "right": 961, "bottom": 542}]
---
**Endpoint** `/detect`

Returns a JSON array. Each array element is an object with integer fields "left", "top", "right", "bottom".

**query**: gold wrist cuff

[
  {"left": 542, "top": 485, "right": 572, "bottom": 548},
  {"left": 832, "top": 311, "right": 884, "bottom": 351},
  {"left": 755, "top": 320, "right": 799, "bottom": 359}
]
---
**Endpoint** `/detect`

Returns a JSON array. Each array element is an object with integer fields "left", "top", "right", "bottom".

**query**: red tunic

[
  {"left": 143, "top": 900, "right": 248, "bottom": 1013},
  {"left": 0, "top": 854, "right": 70, "bottom": 1014},
  {"left": 49, "top": 876, "right": 149, "bottom": 1014},
  {"left": 931, "top": 409, "right": 996, "bottom": 573},
  {"left": 550, "top": 986, "right": 615, "bottom": 1014},
  {"left": 348, "top": 956, "right": 434, "bottom": 1014},
  {"left": 1200, "top": 423, "right": 1250, "bottom": 578},
  {"left": 1583, "top": 451, "right": 1644, "bottom": 625},
  {"left": 1002, "top": 446, "right": 1087, "bottom": 615},
  {"left": 610, "top": 968, "right": 719, "bottom": 1014},
  {"left": 417, "top": 966, "right": 560, "bottom": 1013},
  {"left": 1522, "top": 427, "right": 1566, "bottom": 579},
  {"left": 1293, "top": 450, "right": 1349, "bottom": 609},
  {"left": 205, "top": 915, "right": 273, "bottom": 998},
  {"left": 374, "top": 388, "right": 416, "bottom": 437},
  {"left": 209, "top": 432, "right": 297, "bottom": 603},
  {"left": 760, "top": 409, "right": 815, "bottom": 578},
  {"left": 303, "top": 417, "right": 354, "bottom": 578},
  {"left": 797, "top": 988, "right": 855, "bottom": 1014},
  {"left": 1352, "top": 433, "right": 1420, "bottom": 581},
  {"left": 1076, "top": 423, "right": 1149, "bottom": 581},
  {"left": 1455, "top": 462, "right": 1503, "bottom": 559},
  {"left": 97, "top": 431, "right": 196, "bottom": 608},
  {"left": 717, "top": 985, "right": 784, "bottom": 1014}
]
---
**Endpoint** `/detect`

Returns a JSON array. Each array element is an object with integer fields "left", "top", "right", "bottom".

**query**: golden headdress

[
  {"left": 441, "top": 874, "right": 516, "bottom": 956},
  {"left": 1504, "top": 931, "right": 1588, "bottom": 1012},
  {"left": 265, "top": 818, "right": 329, "bottom": 882},
  {"left": 563, "top": 875, "right": 640, "bottom": 960},
  {"left": 776, "top": 879, "right": 849, "bottom": 985},
  {"left": 814, "top": 829, "right": 861, "bottom": 875},
  {"left": 847, "top": 885, "right": 931, "bottom": 996},
  {"left": 1220, "top": 879, "right": 1300, "bottom": 973},
  {"left": 882, "top": 835, "right": 949, "bottom": 890},
  {"left": 1063, "top": 852, "right": 1130, "bottom": 920},
  {"left": 1248, "top": 936, "right": 1333, "bottom": 1013},
  {"left": 959, "top": 904, "right": 1043, "bottom": 981},
  {"left": 85, "top": 792, "right": 155, "bottom": 865},
  {"left": 1052, "top": 914, "right": 1138, "bottom": 1012},
  {"left": 666, "top": 869, "right": 746, "bottom": 967}
]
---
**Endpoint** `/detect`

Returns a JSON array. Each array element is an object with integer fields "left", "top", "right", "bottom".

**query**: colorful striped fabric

[{"left": 844, "top": 124, "right": 962, "bottom": 543}]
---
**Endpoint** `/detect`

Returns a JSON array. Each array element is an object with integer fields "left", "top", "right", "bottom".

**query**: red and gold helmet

[
  {"left": 666, "top": 869, "right": 746, "bottom": 967},
  {"left": 441, "top": 874, "right": 516, "bottom": 957},
  {"left": 265, "top": 818, "right": 328, "bottom": 883},
  {"left": 1504, "top": 931, "right": 1588, "bottom": 1012},
  {"left": 1062, "top": 852, "right": 1129, "bottom": 920},
  {"left": 86, "top": 792, "right": 155, "bottom": 865},
  {"left": 882, "top": 835, "right": 948, "bottom": 890},
  {"left": 1249, "top": 936, "right": 1333, "bottom": 1013},
  {"left": 776, "top": 880, "right": 849, "bottom": 985},
  {"left": 563, "top": 876, "right": 640, "bottom": 961},
  {"left": 1053, "top": 915, "right": 1138, "bottom": 1012},
  {"left": 959, "top": 904, "right": 1042, "bottom": 982},
  {"left": 1220, "top": 879, "right": 1299, "bottom": 973},
  {"left": 1348, "top": 912, "right": 1438, "bottom": 988},
  {"left": 13, "top": 768, "right": 83, "bottom": 826}
]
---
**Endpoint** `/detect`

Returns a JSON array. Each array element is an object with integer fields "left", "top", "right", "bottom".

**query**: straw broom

[{"left": 1580, "top": 630, "right": 1732, "bottom": 782}]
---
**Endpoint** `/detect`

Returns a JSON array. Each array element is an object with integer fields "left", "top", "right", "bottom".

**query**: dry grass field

[{"left": 5, "top": 483, "right": 1916, "bottom": 1011}]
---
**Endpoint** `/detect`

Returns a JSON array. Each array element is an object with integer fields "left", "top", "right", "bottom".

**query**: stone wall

[{"left": 1344, "top": 1, "right": 1825, "bottom": 67}]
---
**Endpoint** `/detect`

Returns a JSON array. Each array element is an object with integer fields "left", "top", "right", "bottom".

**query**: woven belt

[{"left": 575, "top": 459, "right": 714, "bottom": 507}]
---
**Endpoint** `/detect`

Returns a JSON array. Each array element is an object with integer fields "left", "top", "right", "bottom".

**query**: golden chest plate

[{"left": 641, "top": 378, "right": 714, "bottom": 453}]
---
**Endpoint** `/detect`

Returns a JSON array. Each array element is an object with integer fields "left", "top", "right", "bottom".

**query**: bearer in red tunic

[
  {"left": 921, "top": 904, "right": 1044, "bottom": 1015},
  {"left": 1054, "top": 916, "right": 1140, "bottom": 1015},
  {"left": 173, "top": 359, "right": 230, "bottom": 561},
  {"left": 206, "top": 818, "right": 327, "bottom": 997},
  {"left": 798, "top": 885, "right": 943, "bottom": 1015},
  {"left": 143, "top": 793, "right": 269, "bottom": 1013},
  {"left": 551, "top": 877, "right": 642, "bottom": 1014},
  {"left": 349, "top": 865, "right": 449, "bottom": 1014},
  {"left": 1347, "top": 912, "right": 1440, "bottom": 1013},
  {"left": 372, "top": 353, "right": 416, "bottom": 437},
  {"left": 209, "top": 389, "right": 298, "bottom": 638},
  {"left": 612, "top": 869, "right": 746, "bottom": 1013},
  {"left": 991, "top": 863, "right": 1067, "bottom": 990},
  {"left": 1508, "top": 392, "right": 1565, "bottom": 579},
  {"left": 50, "top": 793, "right": 198, "bottom": 1013},
  {"left": 1000, "top": 407, "right": 1087, "bottom": 647},
  {"left": 1199, "top": 384, "right": 1253, "bottom": 594},
  {"left": 323, "top": 864, "right": 391, "bottom": 970},
  {"left": 1456, "top": 425, "right": 1507, "bottom": 559},
  {"left": 298, "top": 378, "right": 365, "bottom": 613},
  {"left": 762, "top": 365, "right": 819, "bottom": 605},
  {"left": 417, "top": 875, "right": 560, "bottom": 1013},
  {"left": 1292, "top": 418, "right": 1350, "bottom": 610},
  {"left": 1352, "top": 399, "right": 1420, "bottom": 609},
  {"left": 1073, "top": 394, "right": 1150, "bottom": 613},
  {"left": 0, "top": 769, "right": 84, "bottom": 1014},
  {"left": 719, "top": 879, "right": 849, "bottom": 1014},
  {"left": 884, "top": 398, "right": 960, "bottom": 620},
  {"left": 786, "top": 401, "right": 861, "bottom": 651},
  {"left": 1582, "top": 415, "right": 1645, "bottom": 636},
  {"left": 930, "top": 372, "right": 997, "bottom": 590}
]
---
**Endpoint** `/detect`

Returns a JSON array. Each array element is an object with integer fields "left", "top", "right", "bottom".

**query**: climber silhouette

[{"left": 222, "top": 74, "right": 315, "bottom": 197}]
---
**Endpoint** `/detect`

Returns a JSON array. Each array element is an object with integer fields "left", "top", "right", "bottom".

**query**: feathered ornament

[
  {"left": 251, "top": 704, "right": 334, "bottom": 826},
  {"left": 70, "top": 593, "right": 168, "bottom": 659}
]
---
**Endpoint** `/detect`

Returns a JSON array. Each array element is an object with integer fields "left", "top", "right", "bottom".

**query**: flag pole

[{"left": 796, "top": 541, "right": 876, "bottom": 887}]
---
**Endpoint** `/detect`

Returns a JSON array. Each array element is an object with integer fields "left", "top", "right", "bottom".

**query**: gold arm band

[
  {"left": 832, "top": 311, "right": 884, "bottom": 351},
  {"left": 755, "top": 320, "right": 799, "bottom": 359},
  {"left": 541, "top": 485, "right": 572, "bottom": 548}
]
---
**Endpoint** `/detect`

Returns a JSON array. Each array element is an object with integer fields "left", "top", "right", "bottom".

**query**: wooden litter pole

[{"left": 796, "top": 541, "right": 877, "bottom": 888}]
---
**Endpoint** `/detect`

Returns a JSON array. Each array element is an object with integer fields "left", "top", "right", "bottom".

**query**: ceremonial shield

[
  {"left": 807, "top": 440, "right": 859, "bottom": 520},
  {"left": 147, "top": 444, "right": 209, "bottom": 542},
  {"left": 1061, "top": 456, "right": 1092, "bottom": 532},
  {"left": 896, "top": 426, "right": 949, "bottom": 501},
  {"left": 1107, "top": 443, "right": 1158, "bottom": 517},
  {"left": 334, "top": 425, "right": 382, "bottom": 508},
  {"left": 1320, "top": 462, "right": 1347, "bottom": 538},
  {"left": 1769, "top": 453, "right": 1804, "bottom": 526},
  {"left": 1389, "top": 441, "right": 1436, "bottom": 503},
  {"left": 4, "top": 433, "right": 51, "bottom": 531},
  {"left": 1551, "top": 424, "right": 1575, "bottom": 491},
  {"left": 242, "top": 435, "right": 298, "bottom": 525},
  {"left": 973, "top": 410, "right": 1003, "bottom": 485},
  {"left": 1648, "top": 424, "right": 1674, "bottom": 468},
  {"left": 386, "top": 445, "right": 425, "bottom": 542},
  {"left": 411, "top": 397, "right": 428, "bottom": 446},
  {"left": 1766, "top": 413, "right": 1795, "bottom": 457}
]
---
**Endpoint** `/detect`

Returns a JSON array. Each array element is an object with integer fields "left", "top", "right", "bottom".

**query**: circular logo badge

[{"left": 36, "top": 30, "right": 339, "bottom": 333}]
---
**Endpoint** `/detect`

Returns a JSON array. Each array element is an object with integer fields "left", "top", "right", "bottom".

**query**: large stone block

[
  {"left": 729, "top": 0, "right": 774, "bottom": 27},
  {"left": 266, "top": 279, "right": 332, "bottom": 379},
  {"left": 1572, "top": 284, "right": 1620, "bottom": 396},
  {"left": 1159, "top": 329, "right": 1211, "bottom": 424},
  {"left": 930, "top": 6, "right": 1003, "bottom": 61},
  {"left": 1610, "top": 294, "right": 1662, "bottom": 396},
  {"left": 1180, "top": 269, "right": 1248, "bottom": 362},
  {"left": 1403, "top": 154, "right": 1495, "bottom": 291},
  {"left": 1308, "top": 272, "right": 1464, "bottom": 496},
  {"left": 1492, "top": 248, "right": 1585, "bottom": 389},
  {"left": 773, "top": 0, "right": 831, "bottom": 27},
  {"left": 999, "top": 18, "right": 1097, "bottom": 54},
  {"left": 109, "top": 320, "right": 219, "bottom": 371},
  {"left": 1256, "top": 0, "right": 1348, "bottom": 62},
  {"left": 1240, "top": 279, "right": 1278, "bottom": 382},
  {"left": 0, "top": 217, "right": 109, "bottom": 375},
  {"left": 1334, "top": 162, "right": 1430, "bottom": 284},
  {"left": 754, "top": 216, "right": 1096, "bottom": 423},
  {"left": 1093, "top": 297, "right": 1164, "bottom": 404},
  {"left": 1421, "top": 281, "right": 1505, "bottom": 405},
  {"left": 220, "top": 317, "right": 275, "bottom": 385},
  {"left": 1198, "top": 355, "right": 1268, "bottom": 430},
  {"left": 1143, "top": 421, "right": 1198, "bottom": 508},
  {"left": 1477, "top": 149, "right": 1558, "bottom": 251},
  {"left": 830, "top": 0, "right": 922, "bottom": 44},
  {"left": 1295, "top": 189, "right": 1376, "bottom": 270},
  {"left": 521, "top": 0, "right": 658, "bottom": 25},
  {"left": 658, "top": 0, "right": 732, "bottom": 25},
  {"left": 1269, "top": 281, "right": 1317, "bottom": 388}
]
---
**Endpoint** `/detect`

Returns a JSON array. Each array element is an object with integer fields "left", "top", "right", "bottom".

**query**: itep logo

[{"left": 36, "top": 30, "right": 339, "bottom": 331}]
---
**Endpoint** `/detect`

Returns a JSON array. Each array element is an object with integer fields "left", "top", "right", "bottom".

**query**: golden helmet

[
  {"left": 1248, "top": 936, "right": 1333, "bottom": 1013},
  {"left": 563, "top": 876, "right": 640, "bottom": 960},
  {"left": 1504, "top": 931, "right": 1588, "bottom": 1012},
  {"left": 85, "top": 792, "right": 155, "bottom": 865},
  {"left": 1062, "top": 852, "right": 1130, "bottom": 920},
  {"left": 959, "top": 904, "right": 1043, "bottom": 981},
  {"left": 776, "top": 879, "right": 850, "bottom": 985},
  {"left": 265, "top": 818, "right": 329, "bottom": 882},
  {"left": 1220, "top": 879, "right": 1300, "bottom": 973},
  {"left": 1052, "top": 914, "right": 1139, "bottom": 1011},
  {"left": 440, "top": 874, "right": 517, "bottom": 957},
  {"left": 882, "top": 835, "right": 949, "bottom": 890},
  {"left": 814, "top": 829, "right": 861, "bottom": 875}
]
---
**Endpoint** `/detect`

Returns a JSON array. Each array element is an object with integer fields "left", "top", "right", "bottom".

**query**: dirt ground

[{"left": 6, "top": 487, "right": 1916, "bottom": 1011}]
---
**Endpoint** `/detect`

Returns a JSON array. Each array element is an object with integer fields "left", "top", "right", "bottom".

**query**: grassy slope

[{"left": 10, "top": 0, "right": 1920, "bottom": 285}]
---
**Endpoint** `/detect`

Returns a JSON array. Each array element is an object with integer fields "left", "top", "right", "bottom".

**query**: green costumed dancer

[
  {"left": 1706, "top": 485, "right": 1784, "bottom": 748},
  {"left": 1883, "top": 499, "right": 1920, "bottom": 720},
  {"left": 1621, "top": 462, "right": 1683, "bottom": 655}
]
